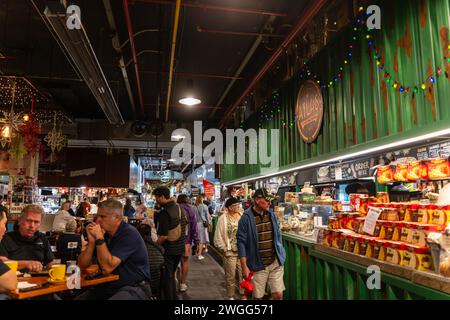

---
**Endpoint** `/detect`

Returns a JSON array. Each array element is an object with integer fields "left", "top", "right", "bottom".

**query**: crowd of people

[{"left": 0, "top": 187, "right": 285, "bottom": 300}]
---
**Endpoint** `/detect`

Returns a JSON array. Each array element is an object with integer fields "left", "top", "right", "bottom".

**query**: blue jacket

[{"left": 237, "top": 207, "right": 286, "bottom": 272}]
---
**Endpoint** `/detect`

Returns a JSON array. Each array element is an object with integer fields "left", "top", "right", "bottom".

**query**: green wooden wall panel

[{"left": 223, "top": 0, "right": 450, "bottom": 182}]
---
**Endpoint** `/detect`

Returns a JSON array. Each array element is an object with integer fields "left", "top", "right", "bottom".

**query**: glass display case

[{"left": 277, "top": 203, "right": 333, "bottom": 239}]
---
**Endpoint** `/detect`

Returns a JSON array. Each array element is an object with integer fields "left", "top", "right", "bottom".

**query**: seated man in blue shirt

[{"left": 77, "top": 198, "right": 151, "bottom": 300}]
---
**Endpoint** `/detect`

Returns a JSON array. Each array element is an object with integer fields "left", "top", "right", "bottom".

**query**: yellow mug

[
  {"left": 4, "top": 260, "right": 18, "bottom": 272},
  {"left": 49, "top": 264, "right": 66, "bottom": 280}
]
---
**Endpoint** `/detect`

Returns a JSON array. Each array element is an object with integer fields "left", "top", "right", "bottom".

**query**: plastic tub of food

[
  {"left": 385, "top": 241, "right": 406, "bottom": 265},
  {"left": 429, "top": 205, "right": 446, "bottom": 225},
  {"left": 411, "top": 224, "right": 445, "bottom": 247},
  {"left": 410, "top": 246, "right": 434, "bottom": 271},
  {"left": 405, "top": 204, "right": 419, "bottom": 222},
  {"left": 380, "top": 221, "right": 395, "bottom": 240},
  {"left": 392, "top": 221, "right": 404, "bottom": 241}
]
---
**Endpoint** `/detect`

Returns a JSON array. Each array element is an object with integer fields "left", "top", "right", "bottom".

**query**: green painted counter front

[{"left": 283, "top": 233, "right": 450, "bottom": 300}]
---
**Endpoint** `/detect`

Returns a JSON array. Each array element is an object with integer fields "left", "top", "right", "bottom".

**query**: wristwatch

[{"left": 95, "top": 238, "right": 105, "bottom": 246}]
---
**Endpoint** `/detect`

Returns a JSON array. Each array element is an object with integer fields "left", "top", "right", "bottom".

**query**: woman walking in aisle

[
  {"left": 214, "top": 198, "right": 245, "bottom": 300},
  {"left": 177, "top": 194, "right": 199, "bottom": 292},
  {"left": 195, "top": 195, "right": 209, "bottom": 260}
]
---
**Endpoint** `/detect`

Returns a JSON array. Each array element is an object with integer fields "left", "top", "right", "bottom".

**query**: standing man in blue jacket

[{"left": 237, "top": 188, "right": 286, "bottom": 300}]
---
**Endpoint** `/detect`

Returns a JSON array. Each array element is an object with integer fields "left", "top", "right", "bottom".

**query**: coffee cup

[
  {"left": 4, "top": 260, "right": 18, "bottom": 272},
  {"left": 49, "top": 264, "right": 66, "bottom": 280}
]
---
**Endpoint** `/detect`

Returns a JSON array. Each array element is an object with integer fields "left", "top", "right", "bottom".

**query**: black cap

[
  {"left": 225, "top": 197, "right": 240, "bottom": 208},
  {"left": 252, "top": 188, "right": 276, "bottom": 202}
]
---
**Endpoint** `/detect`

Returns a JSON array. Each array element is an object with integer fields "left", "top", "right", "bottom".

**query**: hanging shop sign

[
  {"left": 203, "top": 179, "right": 215, "bottom": 197},
  {"left": 295, "top": 80, "right": 324, "bottom": 143}
]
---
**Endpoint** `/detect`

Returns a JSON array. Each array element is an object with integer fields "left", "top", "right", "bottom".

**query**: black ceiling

[{"left": 0, "top": 0, "right": 311, "bottom": 125}]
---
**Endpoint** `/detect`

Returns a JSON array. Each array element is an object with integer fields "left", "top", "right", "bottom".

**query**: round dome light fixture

[{"left": 179, "top": 97, "right": 201, "bottom": 106}]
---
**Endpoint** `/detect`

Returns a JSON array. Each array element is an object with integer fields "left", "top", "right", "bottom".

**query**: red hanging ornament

[{"left": 19, "top": 117, "right": 41, "bottom": 157}]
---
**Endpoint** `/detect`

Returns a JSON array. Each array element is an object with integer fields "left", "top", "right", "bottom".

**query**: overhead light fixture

[
  {"left": 223, "top": 128, "right": 450, "bottom": 186},
  {"left": 167, "top": 159, "right": 175, "bottom": 162},
  {"left": 179, "top": 79, "right": 201, "bottom": 106},
  {"left": 41, "top": 2, "right": 124, "bottom": 125},
  {"left": 171, "top": 134, "right": 185, "bottom": 140},
  {"left": 179, "top": 97, "right": 201, "bottom": 106}
]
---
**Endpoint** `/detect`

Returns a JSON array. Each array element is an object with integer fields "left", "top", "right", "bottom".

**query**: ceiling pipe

[
  {"left": 103, "top": 0, "right": 137, "bottom": 118},
  {"left": 141, "top": 70, "right": 242, "bottom": 80},
  {"left": 164, "top": 0, "right": 182, "bottom": 122},
  {"left": 134, "top": 0, "right": 287, "bottom": 17},
  {"left": 196, "top": 26, "right": 285, "bottom": 38},
  {"left": 118, "top": 28, "right": 159, "bottom": 50},
  {"left": 218, "top": 0, "right": 328, "bottom": 129},
  {"left": 209, "top": 15, "right": 277, "bottom": 119},
  {"left": 123, "top": 0, "right": 145, "bottom": 117}
]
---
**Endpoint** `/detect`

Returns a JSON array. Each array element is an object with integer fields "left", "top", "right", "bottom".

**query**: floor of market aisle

[{"left": 178, "top": 249, "right": 228, "bottom": 300}]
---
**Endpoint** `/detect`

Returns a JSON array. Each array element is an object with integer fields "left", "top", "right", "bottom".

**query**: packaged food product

[
  {"left": 394, "top": 163, "right": 409, "bottom": 182},
  {"left": 407, "top": 161, "right": 422, "bottom": 181},
  {"left": 444, "top": 205, "right": 450, "bottom": 226},
  {"left": 405, "top": 204, "right": 420, "bottom": 222},
  {"left": 332, "top": 200, "right": 343, "bottom": 212},
  {"left": 355, "top": 217, "right": 366, "bottom": 234},
  {"left": 405, "top": 223, "right": 419, "bottom": 243},
  {"left": 429, "top": 205, "right": 446, "bottom": 225},
  {"left": 345, "top": 213, "right": 361, "bottom": 231},
  {"left": 421, "top": 161, "right": 429, "bottom": 179},
  {"left": 417, "top": 205, "right": 430, "bottom": 224},
  {"left": 372, "top": 239, "right": 385, "bottom": 260},
  {"left": 285, "top": 192, "right": 299, "bottom": 204},
  {"left": 402, "top": 244, "right": 415, "bottom": 268},
  {"left": 400, "top": 222, "right": 413, "bottom": 242},
  {"left": 427, "top": 158, "right": 450, "bottom": 179},
  {"left": 392, "top": 221, "right": 404, "bottom": 241},
  {"left": 354, "top": 235, "right": 371, "bottom": 256},
  {"left": 359, "top": 197, "right": 370, "bottom": 215},
  {"left": 367, "top": 220, "right": 383, "bottom": 238},
  {"left": 410, "top": 246, "right": 434, "bottom": 271},
  {"left": 366, "top": 239, "right": 377, "bottom": 258},
  {"left": 377, "top": 192, "right": 389, "bottom": 203},
  {"left": 328, "top": 217, "right": 339, "bottom": 230},
  {"left": 377, "top": 166, "right": 394, "bottom": 184},
  {"left": 394, "top": 203, "right": 407, "bottom": 221},
  {"left": 344, "top": 235, "right": 359, "bottom": 253},
  {"left": 412, "top": 224, "right": 445, "bottom": 247},
  {"left": 323, "top": 229, "right": 332, "bottom": 246},
  {"left": 380, "top": 221, "right": 395, "bottom": 240},
  {"left": 331, "top": 230, "right": 344, "bottom": 250},
  {"left": 349, "top": 194, "right": 366, "bottom": 211},
  {"left": 380, "top": 207, "right": 399, "bottom": 221},
  {"left": 378, "top": 240, "right": 389, "bottom": 261},
  {"left": 386, "top": 241, "right": 406, "bottom": 265}
]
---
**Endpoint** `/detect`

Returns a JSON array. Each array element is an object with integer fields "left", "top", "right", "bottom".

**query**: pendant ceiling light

[{"left": 179, "top": 79, "right": 201, "bottom": 106}]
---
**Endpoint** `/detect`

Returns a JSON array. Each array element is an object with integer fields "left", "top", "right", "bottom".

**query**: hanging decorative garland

[
  {"left": 20, "top": 117, "right": 41, "bottom": 157},
  {"left": 44, "top": 116, "right": 67, "bottom": 153},
  {"left": 256, "top": 4, "right": 450, "bottom": 129}
]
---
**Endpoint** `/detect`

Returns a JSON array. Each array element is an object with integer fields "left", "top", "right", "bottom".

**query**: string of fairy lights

[{"left": 251, "top": 4, "right": 450, "bottom": 129}]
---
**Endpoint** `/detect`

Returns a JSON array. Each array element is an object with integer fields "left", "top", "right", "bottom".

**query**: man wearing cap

[{"left": 236, "top": 188, "right": 286, "bottom": 300}]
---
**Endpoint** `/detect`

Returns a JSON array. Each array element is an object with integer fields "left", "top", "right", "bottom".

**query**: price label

[{"left": 363, "top": 207, "right": 382, "bottom": 235}]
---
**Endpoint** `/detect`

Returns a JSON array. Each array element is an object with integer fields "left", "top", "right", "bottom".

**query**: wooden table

[{"left": 10, "top": 274, "right": 119, "bottom": 300}]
